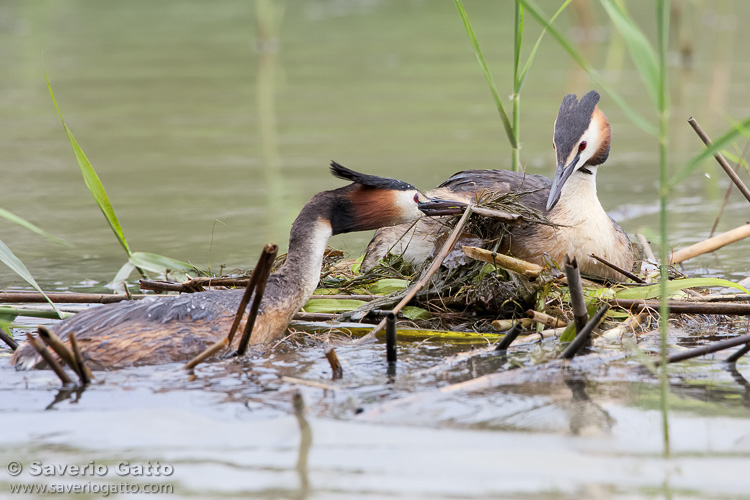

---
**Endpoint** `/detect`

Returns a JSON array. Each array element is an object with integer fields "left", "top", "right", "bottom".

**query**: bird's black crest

[
  {"left": 329, "top": 161, "right": 415, "bottom": 191},
  {"left": 554, "top": 90, "right": 600, "bottom": 157}
]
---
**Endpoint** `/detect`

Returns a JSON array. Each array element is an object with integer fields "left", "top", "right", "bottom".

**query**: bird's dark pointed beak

[
  {"left": 418, "top": 197, "right": 468, "bottom": 216},
  {"left": 546, "top": 155, "right": 580, "bottom": 211}
]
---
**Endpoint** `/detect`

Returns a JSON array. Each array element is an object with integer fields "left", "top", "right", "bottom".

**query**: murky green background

[
  {"left": 1, "top": 0, "right": 749, "bottom": 288},
  {"left": 1, "top": 1, "right": 750, "bottom": 499}
]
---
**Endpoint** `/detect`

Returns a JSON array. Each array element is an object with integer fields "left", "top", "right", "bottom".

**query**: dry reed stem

[
  {"left": 0, "top": 329, "right": 18, "bottom": 350},
  {"left": 37, "top": 326, "right": 80, "bottom": 379},
  {"left": 669, "top": 223, "right": 750, "bottom": 265},
  {"left": 0, "top": 292, "right": 148, "bottom": 303},
  {"left": 564, "top": 255, "right": 588, "bottom": 335},
  {"left": 26, "top": 332, "right": 72, "bottom": 385},
  {"left": 636, "top": 233, "right": 657, "bottom": 262},
  {"left": 491, "top": 318, "right": 534, "bottom": 331},
  {"left": 228, "top": 244, "right": 278, "bottom": 345},
  {"left": 526, "top": 309, "right": 566, "bottom": 328},
  {"left": 68, "top": 332, "right": 93, "bottom": 384},
  {"left": 356, "top": 206, "right": 474, "bottom": 343},
  {"left": 183, "top": 338, "right": 229, "bottom": 370},
  {"left": 324, "top": 346, "right": 343, "bottom": 379},
  {"left": 688, "top": 117, "right": 750, "bottom": 203},
  {"left": 462, "top": 246, "right": 543, "bottom": 278},
  {"left": 614, "top": 299, "right": 750, "bottom": 315},
  {"left": 656, "top": 333, "right": 750, "bottom": 365},
  {"left": 236, "top": 244, "right": 279, "bottom": 355},
  {"left": 590, "top": 253, "right": 645, "bottom": 283},
  {"left": 560, "top": 304, "right": 610, "bottom": 359}
]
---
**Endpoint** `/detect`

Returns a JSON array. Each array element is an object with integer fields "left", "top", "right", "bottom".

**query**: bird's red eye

[
  {"left": 413, "top": 193, "right": 419, "bottom": 203},
  {"left": 552, "top": 142, "right": 556, "bottom": 150},
  {"left": 579, "top": 141, "right": 587, "bottom": 152}
]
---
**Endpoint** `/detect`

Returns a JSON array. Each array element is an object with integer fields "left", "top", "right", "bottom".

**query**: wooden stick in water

[
  {"left": 564, "top": 255, "right": 588, "bottom": 335},
  {"left": 0, "top": 329, "right": 18, "bottom": 350},
  {"left": 495, "top": 322, "right": 523, "bottom": 351},
  {"left": 184, "top": 338, "right": 229, "bottom": 371},
  {"left": 229, "top": 244, "right": 278, "bottom": 345},
  {"left": 462, "top": 246, "right": 543, "bottom": 278},
  {"left": 385, "top": 313, "right": 397, "bottom": 364},
  {"left": 614, "top": 299, "right": 750, "bottom": 315},
  {"left": 688, "top": 117, "right": 750, "bottom": 203},
  {"left": 526, "top": 309, "right": 566, "bottom": 329},
  {"left": 37, "top": 326, "right": 80, "bottom": 379},
  {"left": 184, "top": 243, "right": 278, "bottom": 370},
  {"left": 657, "top": 333, "right": 750, "bottom": 365},
  {"left": 68, "top": 332, "right": 93, "bottom": 385},
  {"left": 0, "top": 292, "right": 147, "bottom": 304},
  {"left": 236, "top": 244, "right": 278, "bottom": 356},
  {"left": 560, "top": 304, "right": 610, "bottom": 359},
  {"left": 590, "top": 253, "right": 645, "bottom": 283},
  {"left": 26, "top": 332, "right": 72, "bottom": 385},
  {"left": 669, "top": 223, "right": 750, "bottom": 265},
  {"left": 356, "top": 206, "right": 474, "bottom": 343},
  {"left": 325, "top": 346, "right": 343, "bottom": 379},
  {"left": 726, "top": 342, "right": 750, "bottom": 364}
]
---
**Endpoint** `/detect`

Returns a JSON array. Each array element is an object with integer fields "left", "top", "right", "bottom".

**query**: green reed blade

[
  {"left": 454, "top": 0, "right": 516, "bottom": 148},
  {"left": 519, "top": 0, "right": 658, "bottom": 136},
  {"left": 516, "top": 0, "right": 572, "bottom": 92},
  {"left": 600, "top": 0, "right": 660, "bottom": 107},
  {"left": 671, "top": 116, "right": 750, "bottom": 186},
  {"left": 656, "top": 0, "right": 671, "bottom": 459},
  {"left": 0, "top": 207, "right": 68, "bottom": 246},
  {"left": 45, "top": 71, "right": 132, "bottom": 257},
  {"left": 0, "top": 236, "right": 63, "bottom": 318},
  {"left": 128, "top": 252, "right": 196, "bottom": 274}
]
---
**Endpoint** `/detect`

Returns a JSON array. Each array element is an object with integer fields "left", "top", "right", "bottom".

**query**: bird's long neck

[
  {"left": 272, "top": 197, "right": 335, "bottom": 305},
  {"left": 551, "top": 168, "right": 604, "bottom": 223}
]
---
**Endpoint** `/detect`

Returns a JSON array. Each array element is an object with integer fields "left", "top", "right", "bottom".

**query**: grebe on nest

[
  {"left": 361, "top": 91, "right": 635, "bottom": 281},
  {"left": 12, "top": 162, "right": 450, "bottom": 370}
]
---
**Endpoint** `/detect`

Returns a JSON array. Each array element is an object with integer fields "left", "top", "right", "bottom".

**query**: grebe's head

[
  {"left": 327, "top": 161, "right": 464, "bottom": 235},
  {"left": 547, "top": 90, "right": 611, "bottom": 211}
]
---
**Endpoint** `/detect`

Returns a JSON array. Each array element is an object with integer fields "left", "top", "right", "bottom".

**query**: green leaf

[
  {"left": 366, "top": 278, "right": 409, "bottom": 295},
  {"left": 0, "top": 306, "right": 74, "bottom": 320},
  {"left": 615, "top": 277, "right": 750, "bottom": 300},
  {"left": 559, "top": 301, "right": 599, "bottom": 342},
  {"left": 303, "top": 298, "right": 367, "bottom": 313},
  {"left": 0, "top": 310, "right": 18, "bottom": 337},
  {"left": 401, "top": 306, "right": 432, "bottom": 320},
  {"left": 454, "top": 0, "right": 516, "bottom": 147},
  {"left": 108, "top": 261, "right": 136, "bottom": 292},
  {"left": 0, "top": 208, "right": 68, "bottom": 246},
  {"left": 670, "top": 116, "right": 750, "bottom": 186},
  {"left": 516, "top": 0, "right": 572, "bottom": 92},
  {"left": 128, "top": 252, "right": 195, "bottom": 274},
  {"left": 46, "top": 71, "right": 132, "bottom": 257},
  {"left": 599, "top": 0, "right": 660, "bottom": 107},
  {"left": 519, "top": 0, "right": 658, "bottom": 136},
  {"left": 0, "top": 236, "right": 63, "bottom": 318}
]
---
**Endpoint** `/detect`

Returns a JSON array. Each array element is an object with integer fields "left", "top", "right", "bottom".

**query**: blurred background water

[{"left": 1, "top": 0, "right": 749, "bottom": 289}]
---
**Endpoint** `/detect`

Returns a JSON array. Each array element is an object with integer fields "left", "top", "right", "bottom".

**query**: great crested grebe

[
  {"left": 13, "top": 162, "right": 451, "bottom": 370},
  {"left": 361, "top": 91, "right": 635, "bottom": 281}
]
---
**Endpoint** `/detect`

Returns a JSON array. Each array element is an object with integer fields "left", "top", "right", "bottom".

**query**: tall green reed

[
  {"left": 518, "top": 0, "right": 673, "bottom": 455},
  {"left": 46, "top": 73, "right": 197, "bottom": 289},
  {"left": 656, "top": 0, "right": 671, "bottom": 457},
  {"left": 455, "top": 0, "right": 571, "bottom": 171}
]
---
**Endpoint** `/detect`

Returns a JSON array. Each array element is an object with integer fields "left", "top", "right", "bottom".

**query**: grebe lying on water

[
  {"left": 13, "top": 162, "right": 449, "bottom": 370},
  {"left": 361, "top": 91, "right": 635, "bottom": 281}
]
